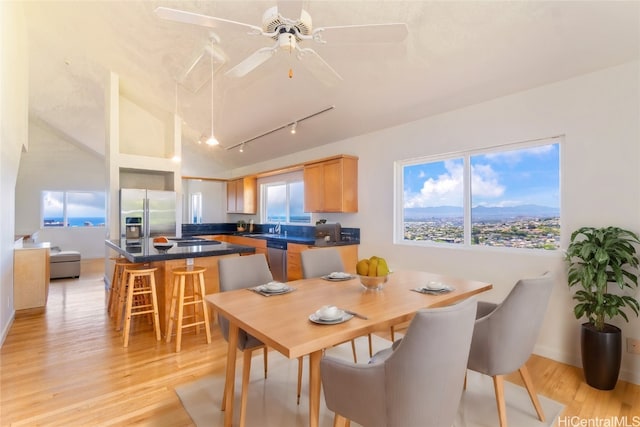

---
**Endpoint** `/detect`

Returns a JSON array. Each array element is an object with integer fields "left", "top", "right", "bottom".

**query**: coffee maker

[{"left": 125, "top": 217, "right": 142, "bottom": 244}]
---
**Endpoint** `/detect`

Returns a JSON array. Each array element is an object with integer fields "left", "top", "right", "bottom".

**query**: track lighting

[{"left": 225, "top": 105, "right": 334, "bottom": 152}]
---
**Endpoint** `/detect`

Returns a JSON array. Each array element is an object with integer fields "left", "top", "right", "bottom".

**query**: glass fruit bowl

[{"left": 358, "top": 274, "right": 388, "bottom": 291}]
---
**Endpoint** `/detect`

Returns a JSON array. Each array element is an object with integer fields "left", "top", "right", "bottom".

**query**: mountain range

[{"left": 404, "top": 205, "right": 559, "bottom": 221}]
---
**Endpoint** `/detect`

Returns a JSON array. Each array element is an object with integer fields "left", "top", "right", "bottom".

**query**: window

[
  {"left": 397, "top": 138, "right": 561, "bottom": 250},
  {"left": 189, "top": 193, "right": 202, "bottom": 224},
  {"left": 42, "top": 191, "right": 106, "bottom": 228},
  {"left": 262, "top": 180, "right": 311, "bottom": 225}
]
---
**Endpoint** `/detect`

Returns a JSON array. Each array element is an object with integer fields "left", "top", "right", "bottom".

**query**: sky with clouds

[
  {"left": 404, "top": 143, "right": 559, "bottom": 209},
  {"left": 43, "top": 191, "right": 106, "bottom": 218}
]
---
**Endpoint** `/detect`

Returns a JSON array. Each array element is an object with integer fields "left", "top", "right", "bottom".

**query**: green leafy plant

[{"left": 565, "top": 226, "right": 640, "bottom": 331}]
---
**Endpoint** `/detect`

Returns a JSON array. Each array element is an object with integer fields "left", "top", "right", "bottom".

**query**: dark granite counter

[
  {"left": 105, "top": 238, "right": 255, "bottom": 263},
  {"left": 231, "top": 233, "right": 358, "bottom": 247},
  {"left": 182, "top": 223, "right": 360, "bottom": 246}
]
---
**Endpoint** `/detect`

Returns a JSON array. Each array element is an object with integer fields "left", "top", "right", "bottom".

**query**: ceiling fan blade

[
  {"left": 178, "top": 51, "right": 206, "bottom": 83},
  {"left": 297, "top": 48, "right": 343, "bottom": 87},
  {"left": 313, "top": 23, "right": 408, "bottom": 44},
  {"left": 225, "top": 46, "right": 277, "bottom": 78},
  {"left": 154, "top": 7, "right": 263, "bottom": 33}
]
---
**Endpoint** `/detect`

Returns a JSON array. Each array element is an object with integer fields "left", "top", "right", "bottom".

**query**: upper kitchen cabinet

[
  {"left": 304, "top": 155, "right": 358, "bottom": 213},
  {"left": 227, "top": 176, "right": 257, "bottom": 214}
]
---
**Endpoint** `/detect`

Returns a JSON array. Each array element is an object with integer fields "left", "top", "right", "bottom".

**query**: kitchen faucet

[{"left": 274, "top": 222, "right": 281, "bottom": 235}]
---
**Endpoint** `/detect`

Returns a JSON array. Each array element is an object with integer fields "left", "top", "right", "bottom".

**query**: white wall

[
  {"left": 232, "top": 61, "right": 640, "bottom": 384},
  {"left": 181, "top": 178, "right": 227, "bottom": 223},
  {"left": 1, "top": 1, "right": 29, "bottom": 344},
  {"left": 15, "top": 119, "right": 107, "bottom": 259}
]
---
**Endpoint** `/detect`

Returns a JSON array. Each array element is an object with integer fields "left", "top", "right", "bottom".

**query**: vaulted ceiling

[{"left": 24, "top": 1, "right": 640, "bottom": 170}]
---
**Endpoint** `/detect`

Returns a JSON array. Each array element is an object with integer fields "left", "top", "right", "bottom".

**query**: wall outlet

[{"left": 627, "top": 338, "right": 640, "bottom": 354}]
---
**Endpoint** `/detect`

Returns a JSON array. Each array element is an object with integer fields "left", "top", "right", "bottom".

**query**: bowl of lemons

[{"left": 356, "top": 256, "right": 390, "bottom": 291}]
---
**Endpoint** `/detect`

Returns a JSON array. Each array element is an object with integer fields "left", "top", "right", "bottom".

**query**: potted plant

[
  {"left": 237, "top": 220, "right": 246, "bottom": 232},
  {"left": 565, "top": 226, "right": 640, "bottom": 390}
]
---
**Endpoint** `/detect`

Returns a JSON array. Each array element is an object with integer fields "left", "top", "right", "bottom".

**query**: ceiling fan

[{"left": 155, "top": 4, "right": 408, "bottom": 86}]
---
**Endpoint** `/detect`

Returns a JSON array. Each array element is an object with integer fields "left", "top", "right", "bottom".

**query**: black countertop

[
  {"left": 105, "top": 238, "right": 255, "bottom": 263},
  {"left": 249, "top": 234, "right": 358, "bottom": 247}
]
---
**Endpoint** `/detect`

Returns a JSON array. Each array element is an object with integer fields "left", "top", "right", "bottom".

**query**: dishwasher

[{"left": 266, "top": 239, "right": 287, "bottom": 282}]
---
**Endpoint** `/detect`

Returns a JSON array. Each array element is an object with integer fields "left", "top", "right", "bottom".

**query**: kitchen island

[{"left": 105, "top": 237, "right": 255, "bottom": 334}]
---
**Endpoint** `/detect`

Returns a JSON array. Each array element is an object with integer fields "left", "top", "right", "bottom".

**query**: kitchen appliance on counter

[
  {"left": 120, "top": 189, "right": 177, "bottom": 241},
  {"left": 315, "top": 222, "right": 342, "bottom": 245}
]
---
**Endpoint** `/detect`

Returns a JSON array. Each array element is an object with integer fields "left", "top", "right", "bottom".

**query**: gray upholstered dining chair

[
  {"left": 466, "top": 272, "right": 554, "bottom": 427},
  {"left": 218, "top": 254, "right": 300, "bottom": 427},
  {"left": 320, "top": 296, "right": 478, "bottom": 427},
  {"left": 300, "top": 247, "right": 345, "bottom": 278}
]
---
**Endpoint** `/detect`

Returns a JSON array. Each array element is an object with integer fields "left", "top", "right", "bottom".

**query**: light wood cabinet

[
  {"left": 286, "top": 243, "right": 309, "bottom": 281},
  {"left": 287, "top": 243, "right": 359, "bottom": 281},
  {"left": 303, "top": 155, "right": 358, "bottom": 213},
  {"left": 14, "top": 244, "right": 51, "bottom": 310},
  {"left": 226, "top": 177, "right": 257, "bottom": 214},
  {"left": 224, "top": 235, "right": 267, "bottom": 258}
]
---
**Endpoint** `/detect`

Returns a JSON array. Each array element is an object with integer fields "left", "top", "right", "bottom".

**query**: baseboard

[
  {"left": 534, "top": 343, "right": 640, "bottom": 385},
  {"left": 0, "top": 309, "right": 15, "bottom": 348}
]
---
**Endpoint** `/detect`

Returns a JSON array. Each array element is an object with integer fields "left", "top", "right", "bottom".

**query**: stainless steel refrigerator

[{"left": 120, "top": 189, "right": 177, "bottom": 241}]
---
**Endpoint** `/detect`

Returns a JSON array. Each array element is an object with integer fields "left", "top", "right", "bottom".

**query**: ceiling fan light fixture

[{"left": 278, "top": 32, "right": 296, "bottom": 52}]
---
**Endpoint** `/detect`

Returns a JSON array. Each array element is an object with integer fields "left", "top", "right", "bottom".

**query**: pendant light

[{"left": 206, "top": 39, "right": 219, "bottom": 146}]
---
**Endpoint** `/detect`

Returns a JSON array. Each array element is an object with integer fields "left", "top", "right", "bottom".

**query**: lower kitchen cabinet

[
  {"left": 199, "top": 235, "right": 267, "bottom": 258},
  {"left": 14, "top": 243, "right": 51, "bottom": 310}
]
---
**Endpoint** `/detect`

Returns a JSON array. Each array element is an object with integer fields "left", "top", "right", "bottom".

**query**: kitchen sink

[{"left": 168, "top": 237, "right": 221, "bottom": 246}]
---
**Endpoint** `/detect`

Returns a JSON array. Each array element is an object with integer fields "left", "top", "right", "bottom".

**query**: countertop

[
  {"left": 194, "top": 232, "right": 359, "bottom": 247},
  {"left": 105, "top": 238, "right": 255, "bottom": 263}
]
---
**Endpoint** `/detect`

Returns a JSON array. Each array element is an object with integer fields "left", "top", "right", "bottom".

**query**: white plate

[
  {"left": 322, "top": 274, "right": 355, "bottom": 281},
  {"left": 258, "top": 283, "right": 289, "bottom": 294},
  {"left": 308, "top": 312, "right": 353, "bottom": 324},
  {"left": 329, "top": 272, "right": 350, "bottom": 279},
  {"left": 423, "top": 281, "right": 452, "bottom": 291},
  {"left": 418, "top": 282, "right": 453, "bottom": 292},
  {"left": 263, "top": 281, "right": 287, "bottom": 291},
  {"left": 314, "top": 308, "right": 345, "bottom": 321}
]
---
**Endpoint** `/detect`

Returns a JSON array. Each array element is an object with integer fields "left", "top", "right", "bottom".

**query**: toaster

[{"left": 315, "top": 222, "right": 342, "bottom": 244}]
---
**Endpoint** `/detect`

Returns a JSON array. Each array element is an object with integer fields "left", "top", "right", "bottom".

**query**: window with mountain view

[{"left": 397, "top": 137, "right": 561, "bottom": 250}]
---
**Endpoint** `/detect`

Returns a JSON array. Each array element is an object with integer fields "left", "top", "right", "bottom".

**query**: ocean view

[{"left": 43, "top": 217, "right": 106, "bottom": 227}]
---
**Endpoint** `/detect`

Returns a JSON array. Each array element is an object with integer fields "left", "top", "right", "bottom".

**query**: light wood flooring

[{"left": 1, "top": 258, "right": 638, "bottom": 426}]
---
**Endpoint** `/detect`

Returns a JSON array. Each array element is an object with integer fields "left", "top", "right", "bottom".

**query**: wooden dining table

[{"left": 204, "top": 270, "right": 492, "bottom": 427}]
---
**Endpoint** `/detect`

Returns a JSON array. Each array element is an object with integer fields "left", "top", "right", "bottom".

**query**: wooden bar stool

[
  {"left": 107, "top": 257, "right": 125, "bottom": 315},
  {"left": 122, "top": 266, "right": 161, "bottom": 348},
  {"left": 109, "top": 260, "right": 144, "bottom": 331},
  {"left": 166, "top": 265, "right": 212, "bottom": 352}
]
